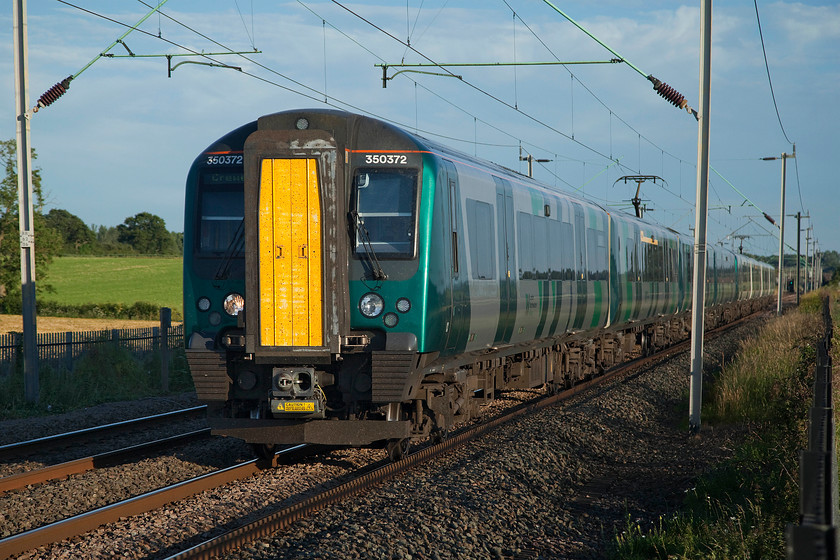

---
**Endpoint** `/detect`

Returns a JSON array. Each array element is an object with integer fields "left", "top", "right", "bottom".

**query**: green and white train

[{"left": 183, "top": 109, "right": 775, "bottom": 460}]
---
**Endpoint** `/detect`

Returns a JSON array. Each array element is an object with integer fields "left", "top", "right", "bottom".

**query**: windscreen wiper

[
  {"left": 350, "top": 210, "right": 387, "bottom": 280},
  {"left": 214, "top": 219, "right": 245, "bottom": 281}
]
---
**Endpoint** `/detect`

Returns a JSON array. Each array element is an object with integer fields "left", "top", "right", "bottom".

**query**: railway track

[
  {"left": 0, "top": 405, "right": 206, "bottom": 460},
  {"left": 0, "top": 445, "right": 313, "bottom": 559},
  {"left": 0, "top": 309, "right": 767, "bottom": 559},
  {"left": 166, "top": 313, "right": 746, "bottom": 560},
  {"left": 0, "top": 428, "right": 210, "bottom": 494}
]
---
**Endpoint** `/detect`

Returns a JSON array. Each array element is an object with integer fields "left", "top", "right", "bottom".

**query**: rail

[{"left": 787, "top": 294, "right": 838, "bottom": 560}]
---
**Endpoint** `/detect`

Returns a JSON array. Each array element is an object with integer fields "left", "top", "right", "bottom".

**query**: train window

[
  {"left": 466, "top": 199, "right": 496, "bottom": 280},
  {"left": 549, "top": 220, "right": 562, "bottom": 280},
  {"left": 517, "top": 212, "right": 533, "bottom": 279},
  {"left": 587, "top": 227, "right": 608, "bottom": 281},
  {"left": 353, "top": 167, "right": 419, "bottom": 258},
  {"left": 197, "top": 171, "right": 245, "bottom": 256},
  {"left": 573, "top": 204, "right": 586, "bottom": 281},
  {"left": 560, "top": 221, "right": 574, "bottom": 280},
  {"left": 533, "top": 217, "right": 549, "bottom": 279}
]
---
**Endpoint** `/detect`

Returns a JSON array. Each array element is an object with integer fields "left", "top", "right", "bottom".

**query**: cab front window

[
  {"left": 352, "top": 167, "right": 419, "bottom": 259},
  {"left": 197, "top": 169, "right": 244, "bottom": 256}
]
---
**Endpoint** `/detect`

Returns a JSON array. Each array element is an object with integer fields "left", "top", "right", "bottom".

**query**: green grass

[
  {"left": 0, "top": 345, "right": 194, "bottom": 419},
  {"left": 41, "top": 256, "right": 182, "bottom": 314},
  {"left": 608, "top": 291, "right": 831, "bottom": 559}
]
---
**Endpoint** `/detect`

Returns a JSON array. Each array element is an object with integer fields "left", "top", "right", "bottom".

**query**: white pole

[
  {"left": 13, "top": 0, "right": 39, "bottom": 402},
  {"left": 776, "top": 155, "right": 787, "bottom": 314},
  {"left": 688, "top": 0, "right": 713, "bottom": 433}
]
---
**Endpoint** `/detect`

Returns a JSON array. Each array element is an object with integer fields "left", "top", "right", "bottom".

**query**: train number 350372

[
  {"left": 206, "top": 154, "right": 244, "bottom": 165},
  {"left": 364, "top": 154, "right": 408, "bottom": 165}
]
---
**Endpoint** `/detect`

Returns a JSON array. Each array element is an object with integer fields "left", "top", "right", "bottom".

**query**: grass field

[{"left": 40, "top": 256, "right": 182, "bottom": 314}]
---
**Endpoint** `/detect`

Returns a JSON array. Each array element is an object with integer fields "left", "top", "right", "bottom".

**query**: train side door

[
  {"left": 493, "top": 177, "right": 516, "bottom": 344},
  {"left": 444, "top": 160, "right": 470, "bottom": 353},
  {"left": 571, "top": 203, "right": 588, "bottom": 329}
]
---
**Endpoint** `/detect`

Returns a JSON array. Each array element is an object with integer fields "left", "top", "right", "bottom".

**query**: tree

[
  {"left": 0, "top": 139, "right": 60, "bottom": 310},
  {"left": 44, "top": 208, "right": 95, "bottom": 253},
  {"left": 822, "top": 250, "right": 839, "bottom": 274},
  {"left": 117, "top": 212, "right": 174, "bottom": 254}
]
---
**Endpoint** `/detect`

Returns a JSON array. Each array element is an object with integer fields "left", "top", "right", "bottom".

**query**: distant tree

[
  {"left": 117, "top": 212, "right": 174, "bottom": 254},
  {"left": 171, "top": 231, "right": 184, "bottom": 255},
  {"left": 45, "top": 208, "right": 95, "bottom": 253},
  {"left": 0, "top": 139, "right": 60, "bottom": 310},
  {"left": 822, "top": 250, "right": 839, "bottom": 274}
]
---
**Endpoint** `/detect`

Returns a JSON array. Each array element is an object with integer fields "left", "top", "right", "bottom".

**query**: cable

[
  {"left": 34, "top": 0, "right": 171, "bottom": 112},
  {"left": 500, "top": 1, "right": 692, "bottom": 174},
  {"left": 753, "top": 0, "right": 793, "bottom": 146},
  {"left": 329, "top": 0, "right": 626, "bottom": 168},
  {"left": 540, "top": 0, "right": 697, "bottom": 119},
  {"left": 233, "top": 0, "right": 256, "bottom": 49},
  {"left": 60, "top": 0, "right": 764, "bottom": 243}
]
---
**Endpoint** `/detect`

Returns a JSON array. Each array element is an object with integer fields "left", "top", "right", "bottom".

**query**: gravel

[{"left": 2, "top": 317, "right": 764, "bottom": 560}]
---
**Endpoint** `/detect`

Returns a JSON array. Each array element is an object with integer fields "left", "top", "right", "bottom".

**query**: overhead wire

[
  {"left": 500, "top": 2, "right": 695, "bottom": 188},
  {"left": 33, "top": 0, "right": 171, "bottom": 112},
  {"left": 233, "top": 0, "right": 256, "bottom": 50},
  {"left": 60, "top": 1, "right": 772, "bottom": 251},
  {"left": 58, "top": 0, "right": 336, "bottom": 105},
  {"left": 753, "top": 0, "right": 793, "bottom": 146},
  {"left": 510, "top": 0, "right": 777, "bottom": 243},
  {"left": 328, "top": 0, "right": 623, "bottom": 168}
]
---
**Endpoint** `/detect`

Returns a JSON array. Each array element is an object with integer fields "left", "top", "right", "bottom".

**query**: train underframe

[{"left": 188, "top": 296, "right": 771, "bottom": 460}]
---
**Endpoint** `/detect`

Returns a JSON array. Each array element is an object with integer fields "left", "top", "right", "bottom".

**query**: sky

[{"left": 2, "top": 0, "right": 838, "bottom": 259}]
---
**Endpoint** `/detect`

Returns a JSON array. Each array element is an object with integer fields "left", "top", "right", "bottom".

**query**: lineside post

[
  {"left": 160, "top": 307, "right": 171, "bottom": 392},
  {"left": 14, "top": 0, "right": 39, "bottom": 402},
  {"left": 688, "top": 0, "right": 713, "bottom": 433}
]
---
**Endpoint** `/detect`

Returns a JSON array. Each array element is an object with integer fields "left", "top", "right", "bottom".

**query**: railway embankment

[
  {"left": 0, "top": 294, "right": 835, "bottom": 559},
  {"left": 612, "top": 288, "right": 839, "bottom": 559}
]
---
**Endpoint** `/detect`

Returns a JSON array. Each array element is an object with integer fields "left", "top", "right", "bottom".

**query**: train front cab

[{"left": 197, "top": 111, "right": 451, "bottom": 452}]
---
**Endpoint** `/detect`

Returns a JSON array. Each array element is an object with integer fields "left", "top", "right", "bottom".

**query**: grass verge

[
  {"left": 609, "top": 291, "right": 832, "bottom": 559},
  {"left": 0, "top": 345, "right": 194, "bottom": 419}
]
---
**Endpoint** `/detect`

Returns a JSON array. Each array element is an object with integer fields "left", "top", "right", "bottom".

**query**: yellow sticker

[{"left": 278, "top": 401, "right": 315, "bottom": 412}]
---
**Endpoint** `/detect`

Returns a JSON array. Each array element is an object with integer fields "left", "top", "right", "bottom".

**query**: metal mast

[
  {"left": 688, "top": 0, "right": 713, "bottom": 433},
  {"left": 13, "top": 0, "right": 39, "bottom": 402}
]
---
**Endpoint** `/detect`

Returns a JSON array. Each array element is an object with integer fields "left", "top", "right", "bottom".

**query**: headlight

[
  {"left": 396, "top": 297, "right": 411, "bottom": 313},
  {"left": 359, "top": 293, "right": 384, "bottom": 318},
  {"left": 236, "top": 370, "right": 257, "bottom": 391},
  {"left": 197, "top": 297, "right": 211, "bottom": 312},
  {"left": 223, "top": 293, "right": 245, "bottom": 316},
  {"left": 384, "top": 313, "right": 399, "bottom": 328}
]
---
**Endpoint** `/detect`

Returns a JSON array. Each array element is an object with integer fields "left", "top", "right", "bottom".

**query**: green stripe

[{"left": 590, "top": 281, "right": 602, "bottom": 328}]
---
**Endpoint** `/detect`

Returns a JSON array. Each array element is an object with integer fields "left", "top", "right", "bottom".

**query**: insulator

[
  {"left": 34, "top": 76, "right": 73, "bottom": 112},
  {"left": 655, "top": 82, "right": 687, "bottom": 110},
  {"left": 647, "top": 75, "right": 688, "bottom": 110}
]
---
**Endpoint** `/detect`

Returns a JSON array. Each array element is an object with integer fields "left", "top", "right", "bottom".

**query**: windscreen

[
  {"left": 353, "top": 167, "right": 418, "bottom": 259},
  {"left": 197, "top": 168, "right": 244, "bottom": 256}
]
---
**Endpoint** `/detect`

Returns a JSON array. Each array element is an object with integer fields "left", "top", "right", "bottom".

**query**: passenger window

[
  {"left": 518, "top": 212, "right": 533, "bottom": 279},
  {"left": 466, "top": 199, "right": 496, "bottom": 280}
]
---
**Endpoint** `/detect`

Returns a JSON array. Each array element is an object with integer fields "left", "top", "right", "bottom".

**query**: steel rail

[
  {"left": 0, "top": 444, "right": 309, "bottom": 559},
  {"left": 0, "top": 405, "right": 207, "bottom": 460},
  {"left": 165, "top": 308, "right": 768, "bottom": 560},
  {"left": 0, "top": 428, "right": 211, "bottom": 495},
  {"left": 0, "top": 308, "right": 768, "bottom": 559}
]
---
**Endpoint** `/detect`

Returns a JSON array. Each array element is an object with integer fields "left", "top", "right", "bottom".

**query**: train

[{"left": 183, "top": 109, "right": 775, "bottom": 460}]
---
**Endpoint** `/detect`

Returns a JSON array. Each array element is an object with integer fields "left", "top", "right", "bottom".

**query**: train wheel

[
  {"left": 431, "top": 426, "right": 449, "bottom": 444},
  {"left": 252, "top": 443, "right": 277, "bottom": 460},
  {"left": 385, "top": 438, "right": 410, "bottom": 462}
]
